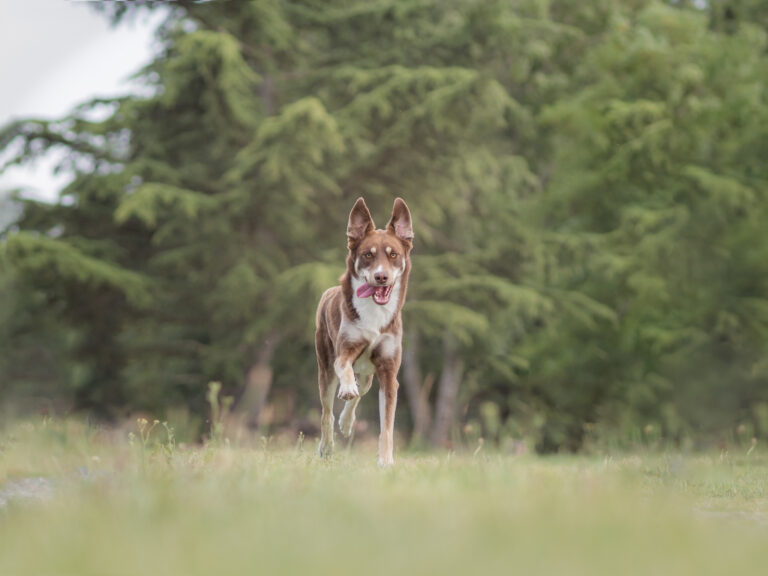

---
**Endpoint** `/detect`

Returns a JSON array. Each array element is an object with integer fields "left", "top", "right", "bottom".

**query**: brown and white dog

[{"left": 315, "top": 197, "right": 413, "bottom": 466}]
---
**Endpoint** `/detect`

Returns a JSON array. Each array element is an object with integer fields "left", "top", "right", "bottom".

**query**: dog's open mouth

[{"left": 356, "top": 283, "right": 394, "bottom": 305}]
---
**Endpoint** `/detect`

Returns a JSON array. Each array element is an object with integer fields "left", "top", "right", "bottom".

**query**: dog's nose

[{"left": 374, "top": 271, "right": 388, "bottom": 284}]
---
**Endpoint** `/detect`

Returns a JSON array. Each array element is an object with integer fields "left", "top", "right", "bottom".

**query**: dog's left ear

[{"left": 387, "top": 198, "right": 413, "bottom": 243}]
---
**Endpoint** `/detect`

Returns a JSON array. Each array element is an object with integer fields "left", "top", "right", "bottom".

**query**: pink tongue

[{"left": 356, "top": 283, "right": 377, "bottom": 298}]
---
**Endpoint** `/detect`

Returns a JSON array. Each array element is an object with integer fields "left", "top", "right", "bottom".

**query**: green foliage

[
  {"left": 5, "top": 234, "right": 152, "bottom": 307},
  {"left": 2, "top": 0, "right": 768, "bottom": 450},
  {"left": 115, "top": 183, "right": 217, "bottom": 228}
]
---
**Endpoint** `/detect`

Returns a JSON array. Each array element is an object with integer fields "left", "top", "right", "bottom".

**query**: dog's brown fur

[{"left": 315, "top": 198, "right": 413, "bottom": 465}]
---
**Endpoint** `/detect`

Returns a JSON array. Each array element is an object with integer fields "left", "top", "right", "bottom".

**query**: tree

[{"left": 2, "top": 0, "right": 768, "bottom": 452}]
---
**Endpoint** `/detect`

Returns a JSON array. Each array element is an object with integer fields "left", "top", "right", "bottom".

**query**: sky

[{"left": 0, "top": 0, "right": 163, "bottom": 204}]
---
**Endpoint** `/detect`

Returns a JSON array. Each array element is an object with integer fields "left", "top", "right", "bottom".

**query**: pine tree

[{"left": 2, "top": 0, "right": 768, "bottom": 451}]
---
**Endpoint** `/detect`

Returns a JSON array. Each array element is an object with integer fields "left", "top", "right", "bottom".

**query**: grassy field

[{"left": 1, "top": 420, "right": 768, "bottom": 575}]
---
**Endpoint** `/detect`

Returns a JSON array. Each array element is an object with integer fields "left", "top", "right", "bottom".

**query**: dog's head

[{"left": 346, "top": 197, "right": 413, "bottom": 306}]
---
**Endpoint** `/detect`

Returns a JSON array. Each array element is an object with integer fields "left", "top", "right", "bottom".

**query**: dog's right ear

[{"left": 347, "top": 197, "right": 375, "bottom": 247}]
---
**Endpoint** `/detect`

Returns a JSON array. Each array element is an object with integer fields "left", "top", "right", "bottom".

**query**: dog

[{"left": 315, "top": 197, "right": 413, "bottom": 466}]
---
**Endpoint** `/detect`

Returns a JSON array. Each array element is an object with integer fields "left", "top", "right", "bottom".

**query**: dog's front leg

[
  {"left": 334, "top": 340, "right": 367, "bottom": 401},
  {"left": 375, "top": 366, "right": 399, "bottom": 467}
]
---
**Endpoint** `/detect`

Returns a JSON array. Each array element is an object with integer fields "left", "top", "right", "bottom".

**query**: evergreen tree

[{"left": 2, "top": 0, "right": 768, "bottom": 451}]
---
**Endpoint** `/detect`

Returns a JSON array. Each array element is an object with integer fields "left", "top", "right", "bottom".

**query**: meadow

[{"left": 1, "top": 419, "right": 767, "bottom": 576}]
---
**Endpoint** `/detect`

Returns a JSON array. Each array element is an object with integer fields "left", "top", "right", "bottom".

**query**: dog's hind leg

[
  {"left": 358, "top": 373, "right": 374, "bottom": 396},
  {"left": 339, "top": 374, "right": 373, "bottom": 438},
  {"left": 338, "top": 396, "right": 358, "bottom": 438}
]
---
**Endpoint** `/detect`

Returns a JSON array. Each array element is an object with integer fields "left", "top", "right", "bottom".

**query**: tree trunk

[
  {"left": 430, "top": 333, "right": 464, "bottom": 448},
  {"left": 401, "top": 330, "right": 433, "bottom": 445},
  {"left": 239, "top": 337, "right": 278, "bottom": 429}
]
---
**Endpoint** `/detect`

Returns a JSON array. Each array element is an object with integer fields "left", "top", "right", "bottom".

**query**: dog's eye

[
  {"left": 364, "top": 252, "right": 373, "bottom": 259},
  {"left": 390, "top": 252, "right": 398, "bottom": 259}
]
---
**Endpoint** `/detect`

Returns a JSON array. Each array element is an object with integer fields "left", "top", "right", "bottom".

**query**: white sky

[{"left": 0, "top": 0, "right": 163, "bottom": 203}]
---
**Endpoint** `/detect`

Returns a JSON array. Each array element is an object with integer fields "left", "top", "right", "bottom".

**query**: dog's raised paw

[{"left": 337, "top": 387, "right": 359, "bottom": 401}]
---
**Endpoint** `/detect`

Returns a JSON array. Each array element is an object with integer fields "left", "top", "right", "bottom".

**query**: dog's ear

[
  {"left": 347, "top": 197, "right": 375, "bottom": 246},
  {"left": 387, "top": 198, "right": 413, "bottom": 243}
]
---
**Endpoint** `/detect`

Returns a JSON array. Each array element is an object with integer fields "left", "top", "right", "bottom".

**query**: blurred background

[{"left": 1, "top": 0, "right": 768, "bottom": 453}]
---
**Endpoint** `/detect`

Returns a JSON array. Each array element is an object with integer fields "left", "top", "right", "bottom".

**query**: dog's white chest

[{"left": 343, "top": 278, "right": 401, "bottom": 376}]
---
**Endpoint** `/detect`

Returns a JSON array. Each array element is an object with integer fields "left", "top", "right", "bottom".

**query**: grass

[{"left": 1, "top": 420, "right": 768, "bottom": 575}]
